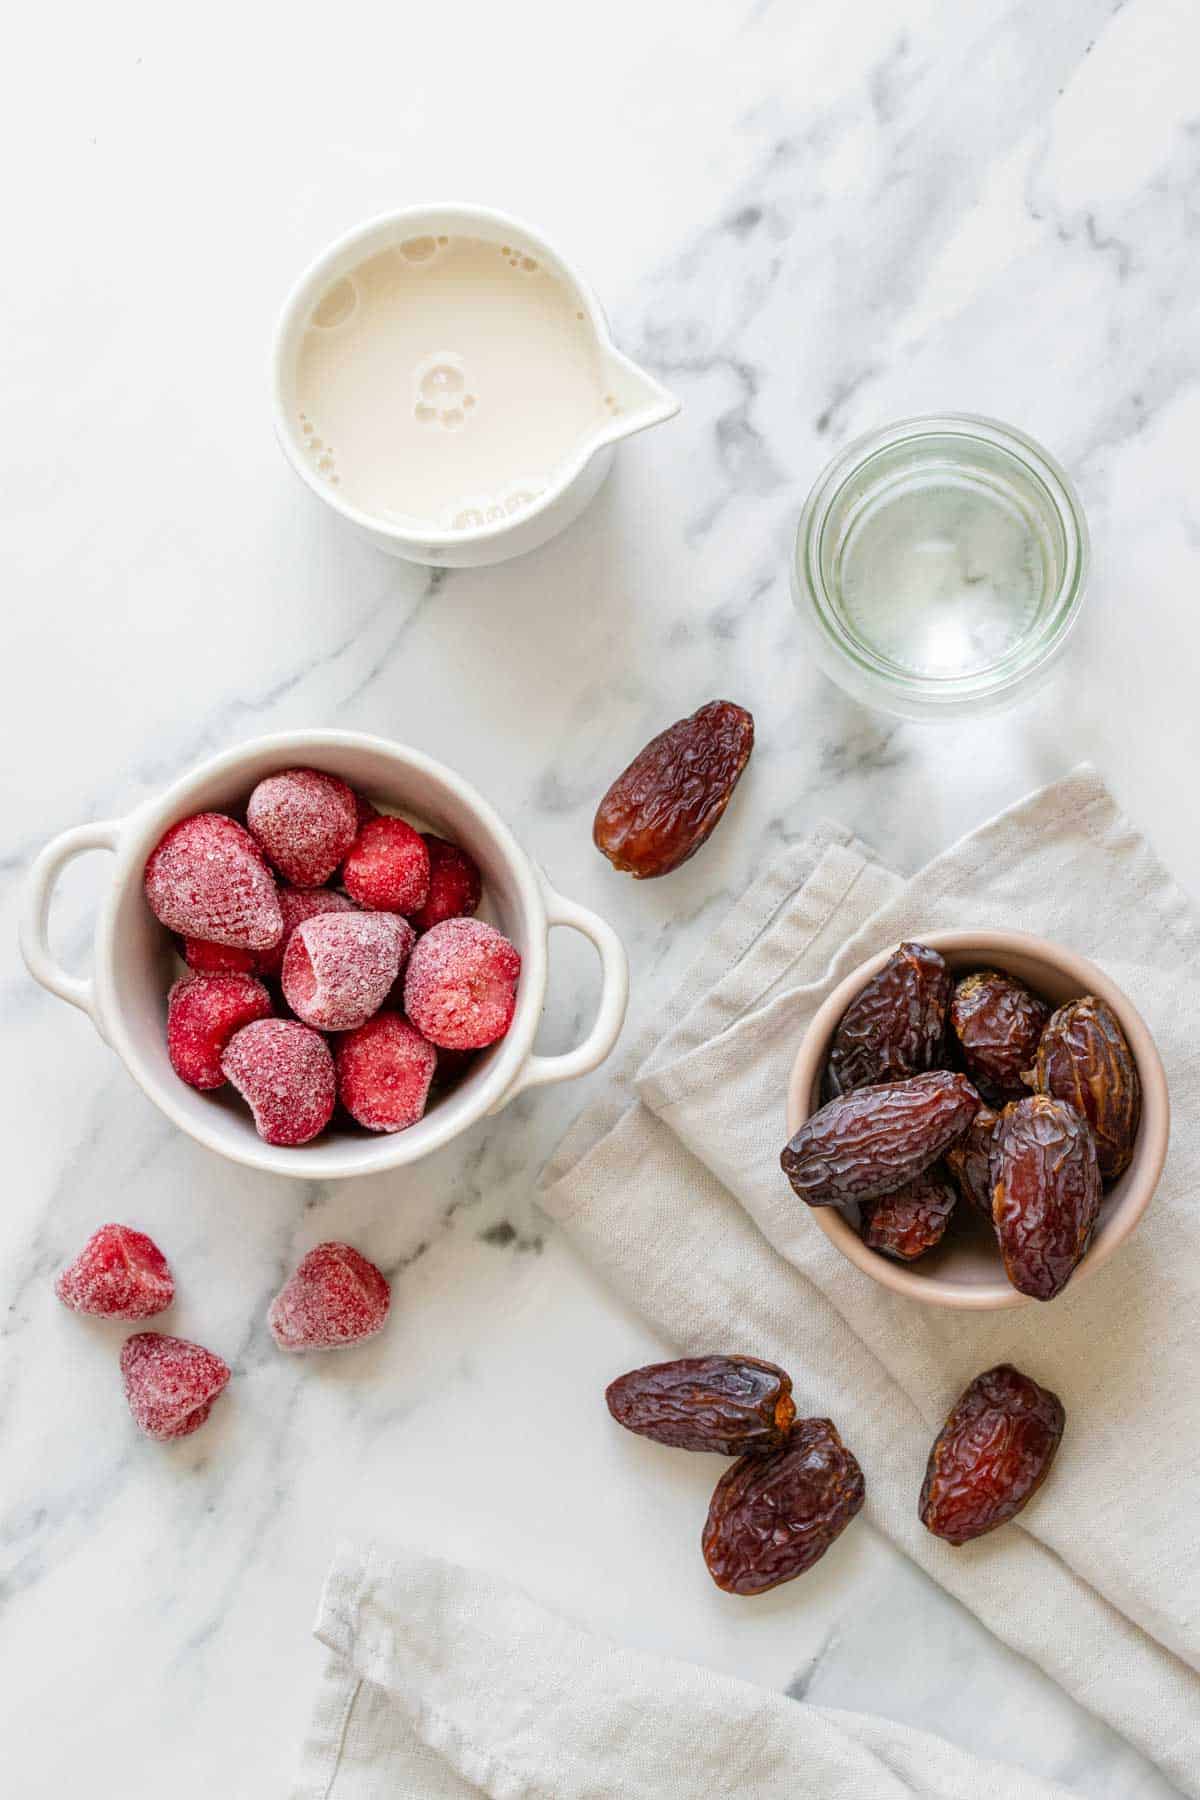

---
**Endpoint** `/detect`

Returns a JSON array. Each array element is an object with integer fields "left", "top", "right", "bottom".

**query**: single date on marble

[
  {"left": 702, "top": 1417, "right": 865, "bottom": 1595},
  {"left": 920, "top": 1364, "right": 1065, "bottom": 1545},
  {"left": 826, "top": 941, "right": 951, "bottom": 1097},
  {"left": 990, "top": 1095, "right": 1101, "bottom": 1301},
  {"left": 593, "top": 700, "right": 754, "bottom": 879},
  {"left": 1028, "top": 995, "right": 1141, "bottom": 1181},
  {"left": 781, "top": 1070, "right": 981, "bottom": 1210},
  {"left": 605, "top": 1355, "right": 795, "bottom": 1456}
]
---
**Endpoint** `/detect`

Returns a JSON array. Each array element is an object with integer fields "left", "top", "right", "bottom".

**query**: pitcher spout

[{"left": 602, "top": 350, "right": 680, "bottom": 438}]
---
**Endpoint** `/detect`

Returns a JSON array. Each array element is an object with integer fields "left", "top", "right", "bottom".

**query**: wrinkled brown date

[
  {"left": 861, "top": 1165, "right": 958, "bottom": 1261},
  {"left": 920, "top": 1364, "right": 1065, "bottom": 1544},
  {"left": 1030, "top": 995, "right": 1141, "bottom": 1182},
  {"left": 826, "top": 942, "right": 951, "bottom": 1097},
  {"left": 593, "top": 700, "right": 754, "bottom": 879},
  {"left": 943, "top": 1104, "right": 1000, "bottom": 1220},
  {"left": 702, "top": 1417, "right": 865, "bottom": 1595},
  {"left": 605, "top": 1356, "right": 795, "bottom": 1456},
  {"left": 990, "top": 1095, "right": 1101, "bottom": 1300},
  {"left": 781, "top": 1071, "right": 981, "bottom": 1210},
  {"left": 949, "top": 970, "right": 1050, "bottom": 1104}
]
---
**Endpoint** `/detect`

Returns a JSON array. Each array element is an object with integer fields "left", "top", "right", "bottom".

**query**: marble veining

[{"left": 2, "top": 0, "right": 1198, "bottom": 1794}]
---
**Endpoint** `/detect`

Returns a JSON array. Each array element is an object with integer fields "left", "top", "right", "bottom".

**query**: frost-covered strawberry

[
  {"left": 167, "top": 972, "right": 273, "bottom": 1090},
  {"left": 120, "top": 1331, "right": 231, "bottom": 1440},
  {"left": 246, "top": 767, "right": 358, "bottom": 888},
  {"left": 342, "top": 816, "right": 431, "bottom": 915},
  {"left": 268, "top": 1242, "right": 390, "bottom": 1352},
  {"left": 335, "top": 1012, "right": 437, "bottom": 1131},
  {"left": 281, "top": 912, "right": 412, "bottom": 1032},
  {"left": 221, "top": 1018, "right": 336, "bottom": 1146},
  {"left": 144, "top": 813, "right": 283, "bottom": 949},
  {"left": 410, "top": 835, "right": 482, "bottom": 934},
  {"left": 55, "top": 1224, "right": 174, "bottom": 1320},
  {"left": 404, "top": 918, "right": 520, "bottom": 1050}
]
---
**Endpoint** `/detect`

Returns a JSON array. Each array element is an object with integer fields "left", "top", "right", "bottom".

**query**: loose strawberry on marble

[
  {"left": 246, "top": 767, "right": 358, "bottom": 889},
  {"left": 404, "top": 917, "right": 520, "bottom": 1049},
  {"left": 342, "top": 816, "right": 431, "bottom": 915},
  {"left": 410, "top": 835, "right": 482, "bottom": 934},
  {"left": 281, "top": 912, "right": 413, "bottom": 1032},
  {"left": 120, "top": 1331, "right": 231, "bottom": 1440},
  {"left": 55, "top": 1224, "right": 174, "bottom": 1320},
  {"left": 268, "top": 1242, "right": 391, "bottom": 1352},
  {"left": 221, "top": 1018, "right": 336, "bottom": 1146},
  {"left": 335, "top": 1012, "right": 437, "bottom": 1131},
  {"left": 167, "top": 972, "right": 273, "bottom": 1091},
  {"left": 144, "top": 813, "right": 283, "bottom": 949}
]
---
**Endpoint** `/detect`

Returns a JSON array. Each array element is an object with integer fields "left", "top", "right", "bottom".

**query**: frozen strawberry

[
  {"left": 166, "top": 972, "right": 272, "bottom": 1090},
  {"left": 342, "top": 816, "right": 431, "bottom": 915},
  {"left": 55, "top": 1224, "right": 174, "bottom": 1320},
  {"left": 353, "top": 791, "right": 379, "bottom": 830},
  {"left": 182, "top": 937, "right": 260, "bottom": 976},
  {"left": 403, "top": 917, "right": 521, "bottom": 1050},
  {"left": 184, "top": 889, "right": 357, "bottom": 980},
  {"left": 410, "top": 835, "right": 483, "bottom": 933},
  {"left": 120, "top": 1331, "right": 231, "bottom": 1440},
  {"left": 255, "top": 884, "right": 357, "bottom": 979},
  {"left": 246, "top": 767, "right": 358, "bottom": 888},
  {"left": 221, "top": 1018, "right": 336, "bottom": 1146},
  {"left": 282, "top": 912, "right": 412, "bottom": 1032},
  {"left": 335, "top": 1012, "right": 437, "bottom": 1132},
  {"left": 145, "top": 813, "right": 283, "bottom": 949},
  {"left": 268, "top": 1242, "right": 390, "bottom": 1352}
]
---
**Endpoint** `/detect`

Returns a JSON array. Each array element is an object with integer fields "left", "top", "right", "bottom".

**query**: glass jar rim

[{"left": 793, "top": 413, "right": 1090, "bottom": 710}]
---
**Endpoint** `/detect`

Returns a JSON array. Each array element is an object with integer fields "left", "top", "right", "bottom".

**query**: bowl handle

[
  {"left": 490, "top": 877, "right": 629, "bottom": 1109},
  {"left": 20, "top": 819, "right": 123, "bottom": 1038}
]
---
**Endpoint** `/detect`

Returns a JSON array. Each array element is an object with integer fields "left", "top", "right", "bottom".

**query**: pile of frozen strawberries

[
  {"left": 55, "top": 1224, "right": 390, "bottom": 1441},
  {"left": 141, "top": 767, "right": 521, "bottom": 1145}
]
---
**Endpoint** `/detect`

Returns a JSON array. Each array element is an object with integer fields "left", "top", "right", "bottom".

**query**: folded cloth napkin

[
  {"left": 540, "top": 767, "right": 1200, "bottom": 1798},
  {"left": 295, "top": 1540, "right": 1079, "bottom": 1798}
]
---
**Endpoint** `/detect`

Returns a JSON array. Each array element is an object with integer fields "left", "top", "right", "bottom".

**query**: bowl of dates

[{"left": 783, "top": 932, "right": 1168, "bottom": 1309}]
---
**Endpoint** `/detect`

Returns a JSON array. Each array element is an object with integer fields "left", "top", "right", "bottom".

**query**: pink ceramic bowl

[{"left": 786, "top": 930, "right": 1169, "bottom": 1310}]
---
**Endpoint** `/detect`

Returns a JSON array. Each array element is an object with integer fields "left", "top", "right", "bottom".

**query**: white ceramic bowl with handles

[{"left": 20, "top": 731, "right": 629, "bottom": 1179}]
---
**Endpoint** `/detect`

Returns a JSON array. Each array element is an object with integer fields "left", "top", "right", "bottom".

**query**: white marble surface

[{"left": 3, "top": 0, "right": 1198, "bottom": 1793}]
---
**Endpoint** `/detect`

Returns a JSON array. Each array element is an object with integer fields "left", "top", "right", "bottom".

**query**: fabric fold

[{"left": 296, "top": 1540, "right": 1079, "bottom": 1799}]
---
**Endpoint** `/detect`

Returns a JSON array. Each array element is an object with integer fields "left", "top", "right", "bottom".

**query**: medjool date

[
  {"left": 920, "top": 1364, "right": 1065, "bottom": 1544},
  {"left": 950, "top": 970, "right": 1050, "bottom": 1104},
  {"left": 605, "top": 1356, "right": 794, "bottom": 1456},
  {"left": 593, "top": 701, "right": 754, "bottom": 879},
  {"left": 826, "top": 942, "right": 951, "bottom": 1096},
  {"left": 781, "top": 1071, "right": 981, "bottom": 1210},
  {"left": 990, "top": 1095, "right": 1102, "bottom": 1300},
  {"left": 944, "top": 1104, "right": 1000, "bottom": 1219},
  {"left": 1029, "top": 995, "right": 1141, "bottom": 1181},
  {"left": 702, "top": 1418, "right": 865, "bottom": 1594},
  {"left": 862, "top": 1165, "right": 958, "bottom": 1261}
]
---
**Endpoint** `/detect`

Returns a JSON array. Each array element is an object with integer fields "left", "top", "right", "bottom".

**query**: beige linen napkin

[
  {"left": 541, "top": 768, "right": 1200, "bottom": 1798},
  {"left": 295, "top": 1540, "right": 1077, "bottom": 1798}
]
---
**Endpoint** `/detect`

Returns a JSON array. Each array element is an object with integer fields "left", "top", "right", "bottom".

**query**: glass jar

[{"left": 792, "top": 414, "right": 1089, "bottom": 719}]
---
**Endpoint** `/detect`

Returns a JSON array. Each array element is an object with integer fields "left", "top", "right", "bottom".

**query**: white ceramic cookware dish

[{"left": 21, "top": 731, "right": 629, "bottom": 1179}]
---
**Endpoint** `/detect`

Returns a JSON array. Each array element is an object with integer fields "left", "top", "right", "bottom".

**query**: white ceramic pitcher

[{"left": 271, "top": 204, "right": 679, "bottom": 568}]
